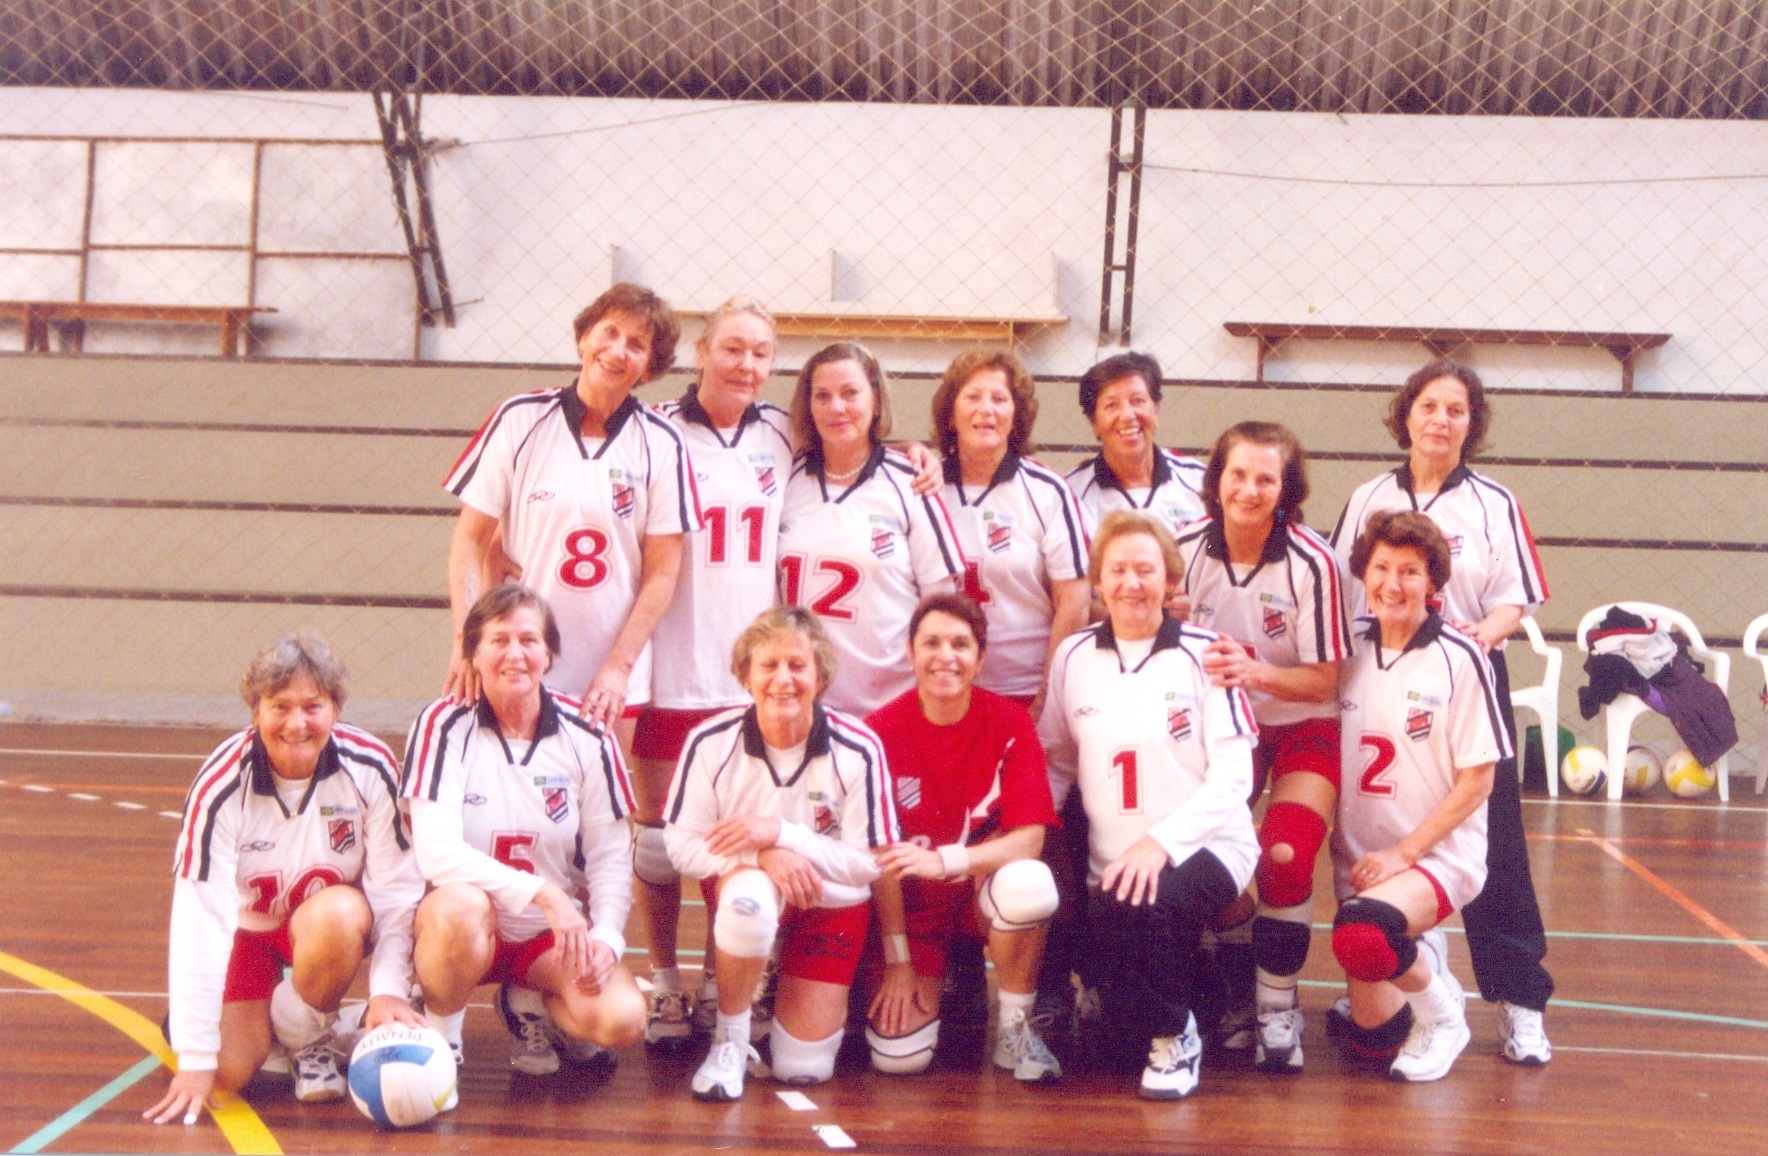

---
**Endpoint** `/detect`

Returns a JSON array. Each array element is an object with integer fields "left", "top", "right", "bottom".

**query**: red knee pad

[
  {"left": 1257, "top": 802, "right": 1327, "bottom": 909},
  {"left": 1331, "top": 897, "right": 1415, "bottom": 983}
]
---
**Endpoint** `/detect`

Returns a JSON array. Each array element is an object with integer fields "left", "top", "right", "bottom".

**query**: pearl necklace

[{"left": 823, "top": 461, "right": 865, "bottom": 485}]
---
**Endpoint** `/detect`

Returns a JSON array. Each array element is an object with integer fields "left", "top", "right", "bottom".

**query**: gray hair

[{"left": 239, "top": 631, "right": 349, "bottom": 711}]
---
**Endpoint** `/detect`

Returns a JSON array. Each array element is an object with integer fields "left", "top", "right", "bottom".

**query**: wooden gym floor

[{"left": 2, "top": 722, "right": 1765, "bottom": 1155}]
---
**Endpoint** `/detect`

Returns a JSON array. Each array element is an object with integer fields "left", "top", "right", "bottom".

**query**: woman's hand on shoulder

[{"left": 901, "top": 441, "right": 941, "bottom": 496}]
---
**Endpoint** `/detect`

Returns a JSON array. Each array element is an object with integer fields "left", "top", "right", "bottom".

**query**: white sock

[
  {"left": 1406, "top": 972, "right": 1461, "bottom": 1025},
  {"left": 426, "top": 1006, "right": 465, "bottom": 1047},
  {"left": 716, "top": 1009, "right": 752, "bottom": 1045},
  {"left": 1255, "top": 974, "right": 1298, "bottom": 1013},
  {"left": 269, "top": 980, "right": 332, "bottom": 1051},
  {"left": 652, "top": 965, "right": 683, "bottom": 992},
  {"left": 997, "top": 989, "right": 1034, "bottom": 1028}
]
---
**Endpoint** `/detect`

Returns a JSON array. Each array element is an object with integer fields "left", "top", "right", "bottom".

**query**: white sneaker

[
  {"left": 1390, "top": 1010, "right": 1471, "bottom": 1083},
  {"left": 1254, "top": 1006, "right": 1304, "bottom": 1073},
  {"left": 993, "top": 1010, "right": 1061, "bottom": 1083},
  {"left": 691, "top": 973, "right": 719, "bottom": 1035},
  {"left": 497, "top": 984, "right": 560, "bottom": 1076},
  {"left": 1139, "top": 1013, "right": 1202, "bottom": 1100},
  {"left": 292, "top": 1040, "right": 346, "bottom": 1103},
  {"left": 260, "top": 1039, "right": 292, "bottom": 1078},
  {"left": 692, "top": 1037, "right": 760, "bottom": 1102},
  {"left": 1498, "top": 1002, "right": 1552, "bottom": 1066},
  {"left": 646, "top": 986, "right": 692, "bottom": 1045}
]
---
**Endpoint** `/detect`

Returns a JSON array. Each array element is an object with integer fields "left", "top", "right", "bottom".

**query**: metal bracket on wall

[
  {"left": 1098, "top": 102, "right": 1145, "bottom": 346},
  {"left": 374, "top": 86, "right": 455, "bottom": 328}
]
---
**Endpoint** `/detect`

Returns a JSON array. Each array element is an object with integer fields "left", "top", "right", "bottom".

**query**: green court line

[
  {"left": 10, "top": 1054, "right": 161, "bottom": 1154},
  {"left": 1304, "top": 924, "right": 1768, "bottom": 947}
]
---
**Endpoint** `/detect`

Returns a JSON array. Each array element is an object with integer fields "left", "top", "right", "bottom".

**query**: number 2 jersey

[
  {"left": 1332, "top": 613, "right": 1511, "bottom": 912},
  {"left": 402, "top": 689, "right": 636, "bottom": 952},
  {"left": 1038, "top": 616, "right": 1260, "bottom": 890},
  {"left": 446, "top": 385, "right": 702, "bottom": 702},
  {"left": 169, "top": 724, "right": 420, "bottom": 1070}
]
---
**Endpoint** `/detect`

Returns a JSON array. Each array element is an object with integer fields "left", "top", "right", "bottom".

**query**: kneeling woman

[
  {"left": 149, "top": 633, "right": 423, "bottom": 1124},
  {"left": 1039, "top": 512, "right": 1260, "bottom": 1101},
  {"left": 404, "top": 585, "right": 646, "bottom": 1086},
  {"left": 863, "top": 593, "right": 1062, "bottom": 1081},
  {"left": 664, "top": 607, "right": 897, "bottom": 1101},
  {"left": 1331, "top": 511, "right": 1504, "bottom": 1083}
]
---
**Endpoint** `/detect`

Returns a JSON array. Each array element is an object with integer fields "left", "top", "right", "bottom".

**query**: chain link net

[{"left": 1, "top": 2, "right": 1764, "bottom": 785}]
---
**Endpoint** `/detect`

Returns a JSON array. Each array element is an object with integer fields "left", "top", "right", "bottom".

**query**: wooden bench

[
  {"left": 0, "top": 301, "right": 276, "bottom": 359},
  {"left": 1223, "top": 322, "right": 1671, "bottom": 392},
  {"left": 680, "top": 308, "right": 1068, "bottom": 350}
]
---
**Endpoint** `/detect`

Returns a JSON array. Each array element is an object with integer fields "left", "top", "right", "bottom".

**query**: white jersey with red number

[
  {"left": 942, "top": 455, "right": 1089, "bottom": 698},
  {"left": 663, "top": 705, "right": 896, "bottom": 908},
  {"left": 1176, "top": 517, "right": 1351, "bottom": 727},
  {"left": 1332, "top": 614, "right": 1510, "bottom": 911},
  {"left": 1064, "top": 446, "right": 1207, "bottom": 540},
  {"left": 650, "top": 393, "right": 793, "bottom": 709},
  {"left": 777, "top": 448, "right": 965, "bottom": 713},
  {"left": 403, "top": 689, "right": 636, "bottom": 951},
  {"left": 169, "top": 724, "right": 420, "bottom": 1070},
  {"left": 1038, "top": 617, "right": 1260, "bottom": 890},
  {"left": 446, "top": 385, "right": 703, "bottom": 703},
  {"left": 1329, "top": 463, "right": 1549, "bottom": 627}
]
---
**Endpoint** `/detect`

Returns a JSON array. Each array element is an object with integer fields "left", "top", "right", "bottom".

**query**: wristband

[
  {"left": 884, "top": 934, "right": 911, "bottom": 965},
  {"left": 937, "top": 843, "right": 971, "bottom": 878}
]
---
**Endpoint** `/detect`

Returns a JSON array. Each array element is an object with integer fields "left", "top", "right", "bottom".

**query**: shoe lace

[
  {"left": 1506, "top": 1007, "right": 1546, "bottom": 1049},
  {"left": 294, "top": 1044, "right": 335, "bottom": 1079}
]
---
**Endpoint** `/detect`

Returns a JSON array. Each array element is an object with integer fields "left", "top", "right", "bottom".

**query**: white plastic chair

[
  {"left": 1739, "top": 614, "right": 1768, "bottom": 795},
  {"left": 1575, "top": 602, "right": 1731, "bottom": 803},
  {"left": 1508, "top": 616, "right": 1563, "bottom": 798}
]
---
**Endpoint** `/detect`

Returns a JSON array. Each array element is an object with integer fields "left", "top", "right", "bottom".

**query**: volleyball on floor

[
  {"left": 1663, "top": 749, "right": 1716, "bottom": 797},
  {"left": 1559, "top": 745, "right": 1609, "bottom": 795},
  {"left": 348, "top": 1023, "right": 455, "bottom": 1128},
  {"left": 1622, "top": 745, "right": 1663, "bottom": 794}
]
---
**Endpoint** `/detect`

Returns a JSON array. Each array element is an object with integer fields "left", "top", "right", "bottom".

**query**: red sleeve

[{"left": 987, "top": 692, "right": 1060, "bottom": 833}]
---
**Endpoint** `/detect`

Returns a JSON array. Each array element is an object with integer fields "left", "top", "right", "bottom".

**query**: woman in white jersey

[
  {"left": 777, "top": 342, "right": 965, "bottom": 714},
  {"left": 1331, "top": 510, "right": 1505, "bottom": 1084},
  {"left": 634, "top": 298, "right": 793, "bottom": 1044},
  {"left": 1038, "top": 512, "right": 1259, "bottom": 1101},
  {"left": 1328, "top": 359, "right": 1554, "bottom": 1066},
  {"left": 1063, "top": 350, "right": 1207, "bottom": 540},
  {"left": 404, "top": 586, "right": 645, "bottom": 1091},
  {"left": 664, "top": 607, "right": 898, "bottom": 1101},
  {"left": 932, "top": 348, "right": 1089, "bottom": 714},
  {"left": 444, "top": 283, "right": 697, "bottom": 748},
  {"left": 1175, "top": 421, "right": 1350, "bottom": 1074},
  {"left": 148, "top": 633, "right": 423, "bottom": 1125}
]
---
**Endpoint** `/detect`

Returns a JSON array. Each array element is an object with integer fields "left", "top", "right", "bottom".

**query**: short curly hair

[
  {"left": 240, "top": 631, "right": 348, "bottom": 711},
  {"left": 730, "top": 606, "right": 838, "bottom": 697},
  {"left": 930, "top": 348, "right": 1038, "bottom": 461},
  {"left": 1385, "top": 359, "right": 1490, "bottom": 463},
  {"left": 1348, "top": 509, "right": 1452, "bottom": 593},
  {"left": 571, "top": 282, "right": 681, "bottom": 381}
]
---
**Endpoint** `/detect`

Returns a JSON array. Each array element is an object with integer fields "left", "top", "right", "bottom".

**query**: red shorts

[
  {"left": 479, "top": 932, "right": 557, "bottom": 987},
  {"left": 633, "top": 706, "right": 723, "bottom": 762},
  {"left": 859, "top": 878, "right": 983, "bottom": 982},
  {"left": 222, "top": 921, "right": 296, "bottom": 1003},
  {"left": 1253, "top": 717, "right": 1342, "bottom": 795},
  {"left": 1414, "top": 867, "right": 1455, "bottom": 924},
  {"left": 778, "top": 903, "right": 871, "bottom": 987}
]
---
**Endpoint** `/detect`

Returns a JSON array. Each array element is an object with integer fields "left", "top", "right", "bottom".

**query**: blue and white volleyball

[{"left": 348, "top": 1023, "right": 455, "bottom": 1128}]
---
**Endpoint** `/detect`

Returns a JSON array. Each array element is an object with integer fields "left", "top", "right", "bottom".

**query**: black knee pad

[
  {"left": 1344, "top": 1003, "right": 1415, "bottom": 1064},
  {"left": 1252, "top": 914, "right": 1313, "bottom": 978}
]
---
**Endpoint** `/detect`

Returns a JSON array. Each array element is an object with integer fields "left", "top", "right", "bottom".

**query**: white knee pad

[
  {"left": 977, "top": 859, "right": 1058, "bottom": 932},
  {"left": 269, "top": 979, "right": 331, "bottom": 1051},
  {"left": 713, "top": 869, "right": 780, "bottom": 960},
  {"left": 769, "top": 1021, "right": 843, "bottom": 1085},
  {"left": 866, "top": 1019, "right": 939, "bottom": 1074},
  {"left": 633, "top": 824, "right": 679, "bottom": 887}
]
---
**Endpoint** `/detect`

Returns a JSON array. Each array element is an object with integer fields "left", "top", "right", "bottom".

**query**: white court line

[
  {"left": 812, "top": 1124, "right": 856, "bottom": 1149},
  {"left": 0, "top": 748, "right": 204, "bottom": 760},
  {"left": 21, "top": 784, "right": 51, "bottom": 793},
  {"left": 776, "top": 1090, "right": 818, "bottom": 1111},
  {"left": 115, "top": 801, "right": 145, "bottom": 810},
  {"left": 1557, "top": 1045, "right": 1768, "bottom": 1063},
  {"left": 67, "top": 792, "right": 99, "bottom": 801},
  {"left": 1525, "top": 796, "right": 1768, "bottom": 814},
  {"left": 157, "top": 811, "right": 181, "bottom": 819}
]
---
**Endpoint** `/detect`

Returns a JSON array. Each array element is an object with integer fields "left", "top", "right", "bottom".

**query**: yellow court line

[
  {"left": 0, "top": 950, "right": 282, "bottom": 1155},
  {"left": 1573, "top": 829, "right": 1768, "bottom": 974}
]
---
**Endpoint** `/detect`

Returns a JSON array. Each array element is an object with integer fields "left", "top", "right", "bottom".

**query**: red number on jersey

[
  {"left": 245, "top": 873, "right": 281, "bottom": 915},
  {"left": 1358, "top": 734, "right": 1398, "bottom": 798},
  {"left": 704, "top": 504, "right": 768, "bottom": 566},
  {"left": 779, "top": 554, "right": 863, "bottom": 622},
  {"left": 558, "top": 526, "right": 612, "bottom": 589},
  {"left": 1110, "top": 747, "right": 1141, "bottom": 813},
  {"left": 492, "top": 832, "right": 539, "bottom": 874},
  {"left": 961, "top": 561, "right": 992, "bottom": 606},
  {"left": 244, "top": 866, "right": 344, "bottom": 915}
]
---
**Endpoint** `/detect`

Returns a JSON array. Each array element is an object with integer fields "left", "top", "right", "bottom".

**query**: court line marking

[
  {"left": 1556, "top": 1045, "right": 1768, "bottom": 1063},
  {"left": 0, "top": 780, "right": 187, "bottom": 795},
  {"left": 0, "top": 748, "right": 206, "bottom": 760},
  {"left": 10, "top": 1054, "right": 161, "bottom": 1154},
  {"left": 1576, "top": 827, "right": 1768, "bottom": 974},
  {"left": 1526, "top": 796, "right": 1768, "bottom": 814},
  {"left": 1550, "top": 995, "right": 1768, "bottom": 1032},
  {"left": 0, "top": 950, "right": 281, "bottom": 1156}
]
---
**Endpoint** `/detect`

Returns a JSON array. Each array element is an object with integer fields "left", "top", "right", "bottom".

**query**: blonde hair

[
  {"left": 730, "top": 606, "right": 838, "bottom": 696},
  {"left": 1087, "top": 510, "right": 1183, "bottom": 595}
]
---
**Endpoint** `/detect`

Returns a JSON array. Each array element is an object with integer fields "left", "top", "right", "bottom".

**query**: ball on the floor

[
  {"left": 1559, "top": 745, "right": 1608, "bottom": 795},
  {"left": 1621, "top": 745, "right": 1662, "bottom": 794},
  {"left": 348, "top": 1023, "right": 454, "bottom": 1129},
  {"left": 1663, "top": 749, "right": 1715, "bottom": 798}
]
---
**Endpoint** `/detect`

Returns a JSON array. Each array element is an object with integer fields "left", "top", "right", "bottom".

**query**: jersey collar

[
  {"left": 1356, "top": 609, "right": 1446, "bottom": 663},
  {"left": 740, "top": 703, "right": 833, "bottom": 786},
  {"left": 808, "top": 443, "right": 886, "bottom": 500},
  {"left": 247, "top": 733, "right": 342, "bottom": 815},
  {"left": 1093, "top": 447, "right": 1172, "bottom": 500},
  {"left": 675, "top": 389, "right": 761, "bottom": 445},
  {"left": 1093, "top": 612, "right": 1186, "bottom": 671},
  {"left": 560, "top": 385, "right": 642, "bottom": 459},
  {"left": 942, "top": 451, "right": 1020, "bottom": 504},
  {"left": 1203, "top": 517, "right": 1289, "bottom": 570},
  {"left": 474, "top": 691, "right": 562, "bottom": 764},
  {"left": 1394, "top": 460, "right": 1471, "bottom": 506}
]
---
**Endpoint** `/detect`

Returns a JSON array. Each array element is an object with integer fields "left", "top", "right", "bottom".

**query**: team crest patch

[
  {"left": 810, "top": 793, "right": 839, "bottom": 836},
  {"left": 1444, "top": 534, "right": 1464, "bottom": 557},
  {"left": 1263, "top": 607, "right": 1287, "bottom": 640},
  {"left": 755, "top": 465, "right": 778, "bottom": 496},
  {"left": 987, "top": 523, "right": 1012, "bottom": 553},
  {"left": 895, "top": 776, "right": 923, "bottom": 810},
  {"left": 1406, "top": 708, "right": 1434, "bottom": 741},
  {"left": 611, "top": 482, "right": 636, "bottom": 519},
  {"left": 870, "top": 527, "right": 896, "bottom": 559},
  {"left": 544, "top": 787, "right": 570, "bottom": 824},
  {"left": 1168, "top": 707, "right": 1193, "bottom": 741},
  {"left": 328, "top": 818, "right": 355, "bottom": 854}
]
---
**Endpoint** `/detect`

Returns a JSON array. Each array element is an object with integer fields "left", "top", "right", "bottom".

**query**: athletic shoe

[
  {"left": 1389, "top": 1009, "right": 1471, "bottom": 1083},
  {"left": 1497, "top": 1002, "right": 1552, "bottom": 1066},
  {"left": 497, "top": 983, "right": 560, "bottom": 1076},
  {"left": 1254, "top": 1006, "right": 1304, "bottom": 1074},
  {"left": 1324, "top": 994, "right": 1353, "bottom": 1038},
  {"left": 553, "top": 1034, "right": 617, "bottom": 1072},
  {"left": 292, "top": 1040, "right": 346, "bottom": 1103},
  {"left": 993, "top": 1009, "right": 1062, "bottom": 1083},
  {"left": 691, "top": 973, "right": 719, "bottom": 1035},
  {"left": 646, "top": 986, "right": 693, "bottom": 1046},
  {"left": 260, "top": 1039, "right": 292, "bottom": 1078},
  {"left": 1139, "top": 1013, "right": 1202, "bottom": 1100},
  {"left": 1215, "top": 1002, "right": 1255, "bottom": 1051},
  {"left": 692, "top": 1037, "right": 760, "bottom": 1102}
]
